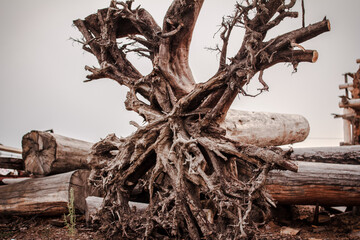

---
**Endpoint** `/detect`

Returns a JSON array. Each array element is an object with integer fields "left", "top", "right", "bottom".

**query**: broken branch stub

[{"left": 74, "top": 0, "right": 330, "bottom": 238}]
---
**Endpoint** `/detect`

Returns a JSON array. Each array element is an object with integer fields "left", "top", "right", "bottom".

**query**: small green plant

[{"left": 64, "top": 187, "right": 77, "bottom": 237}]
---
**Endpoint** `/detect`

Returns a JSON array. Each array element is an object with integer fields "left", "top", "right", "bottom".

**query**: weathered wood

[
  {"left": 267, "top": 161, "right": 360, "bottom": 206},
  {"left": 1, "top": 177, "right": 30, "bottom": 185},
  {"left": 339, "top": 83, "right": 353, "bottom": 90},
  {"left": 222, "top": 110, "right": 309, "bottom": 147},
  {"left": 339, "top": 98, "right": 360, "bottom": 109},
  {"left": 22, "top": 131, "right": 93, "bottom": 175},
  {"left": 342, "top": 108, "right": 355, "bottom": 144},
  {"left": 0, "top": 157, "right": 24, "bottom": 170},
  {"left": 85, "top": 196, "right": 148, "bottom": 222},
  {"left": 289, "top": 146, "right": 360, "bottom": 164},
  {"left": 0, "top": 170, "right": 90, "bottom": 216},
  {"left": 0, "top": 145, "right": 22, "bottom": 154}
]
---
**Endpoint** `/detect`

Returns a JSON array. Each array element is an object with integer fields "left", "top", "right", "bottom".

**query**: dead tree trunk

[
  {"left": 22, "top": 131, "right": 93, "bottom": 176},
  {"left": 0, "top": 170, "right": 90, "bottom": 216},
  {"left": 74, "top": 0, "right": 330, "bottom": 238},
  {"left": 267, "top": 161, "right": 360, "bottom": 206}
]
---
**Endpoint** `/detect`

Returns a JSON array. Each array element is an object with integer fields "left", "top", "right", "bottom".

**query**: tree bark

[
  {"left": 0, "top": 170, "right": 90, "bottom": 216},
  {"left": 267, "top": 161, "right": 360, "bottom": 206},
  {"left": 223, "top": 110, "right": 309, "bottom": 147},
  {"left": 22, "top": 131, "right": 93, "bottom": 176},
  {"left": 0, "top": 157, "right": 24, "bottom": 170},
  {"left": 289, "top": 146, "right": 360, "bottom": 165}
]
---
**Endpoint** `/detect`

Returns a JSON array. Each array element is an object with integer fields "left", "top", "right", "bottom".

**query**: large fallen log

[
  {"left": 22, "top": 131, "right": 93, "bottom": 175},
  {"left": 267, "top": 161, "right": 360, "bottom": 206},
  {"left": 289, "top": 146, "right": 360, "bottom": 164},
  {"left": 222, "top": 109, "right": 309, "bottom": 147},
  {"left": 0, "top": 170, "right": 90, "bottom": 216}
]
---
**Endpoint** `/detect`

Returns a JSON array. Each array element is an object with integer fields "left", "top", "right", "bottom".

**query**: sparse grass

[{"left": 64, "top": 187, "right": 77, "bottom": 237}]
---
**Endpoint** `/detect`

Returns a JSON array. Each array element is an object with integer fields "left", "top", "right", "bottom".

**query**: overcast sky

[{"left": 1, "top": 0, "right": 360, "bottom": 150}]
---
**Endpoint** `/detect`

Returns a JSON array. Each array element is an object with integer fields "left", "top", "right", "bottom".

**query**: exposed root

[{"left": 88, "top": 119, "right": 296, "bottom": 239}]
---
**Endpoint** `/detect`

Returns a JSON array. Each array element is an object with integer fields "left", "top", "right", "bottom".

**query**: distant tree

[{"left": 74, "top": 0, "right": 330, "bottom": 238}]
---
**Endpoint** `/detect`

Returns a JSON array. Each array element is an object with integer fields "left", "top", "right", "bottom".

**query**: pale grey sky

[{"left": 0, "top": 0, "right": 360, "bottom": 149}]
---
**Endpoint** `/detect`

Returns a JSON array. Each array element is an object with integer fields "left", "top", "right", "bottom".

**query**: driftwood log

[
  {"left": 73, "top": 0, "right": 330, "bottom": 238},
  {"left": 267, "top": 161, "right": 360, "bottom": 206},
  {"left": 22, "top": 131, "right": 93, "bottom": 175},
  {"left": 223, "top": 110, "right": 309, "bottom": 147},
  {"left": 289, "top": 146, "right": 360, "bottom": 165},
  {"left": 0, "top": 145, "right": 22, "bottom": 154},
  {"left": 1, "top": 177, "right": 31, "bottom": 185},
  {"left": 0, "top": 170, "right": 90, "bottom": 216}
]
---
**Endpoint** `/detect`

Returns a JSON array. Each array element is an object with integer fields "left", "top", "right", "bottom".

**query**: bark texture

[
  {"left": 290, "top": 146, "right": 360, "bottom": 165},
  {"left": 74, "top": 1, "right": 330, "bottom": 239},
  {"left": 22, "top": 131, "right": 93, "bottom": 176},
  {"left": 0, "top": 157, "right": 24, "bottom": 170},
  {"left": 0, "top": 170, "right": 90, "bottom": 216},
  {"left": 267, "top": 161, "right": 360, "bottom": 206}
]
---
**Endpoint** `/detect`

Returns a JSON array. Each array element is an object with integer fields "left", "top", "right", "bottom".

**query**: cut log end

[
  {"left": 22, "top": 131, "right": 93, "bottom": 176},
  {"left": 312, "top": 50, "right": 318, "bottom": 63},
  {"left": 326, "top": 20, "right": 331, "bottom": 31},
  {"left": 22, "top": 131, "right": 56, "bottom": 176}
]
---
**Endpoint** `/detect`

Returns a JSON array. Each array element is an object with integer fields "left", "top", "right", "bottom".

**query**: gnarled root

[{"left": 88, "top": 119, "right": 296, "bottom": 239}]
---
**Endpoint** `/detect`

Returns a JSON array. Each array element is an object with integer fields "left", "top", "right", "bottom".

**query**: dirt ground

[{"left": 1, "top": 206, "right": 359, "bottom": 239}]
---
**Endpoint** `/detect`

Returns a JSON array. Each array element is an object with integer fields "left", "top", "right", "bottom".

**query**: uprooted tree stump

[{"left": 73, "top": 0, "right": 330, "bottom": 239}]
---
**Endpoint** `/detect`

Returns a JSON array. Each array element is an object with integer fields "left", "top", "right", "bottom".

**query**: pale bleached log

[
  {"left": 289, "top": 145, "right": 360, "bottom": 164},
  {"left": 2, "top": 177, "right": 30, "bottom": 185},
  {"left": 267, "top": 161, "right": 360, "bottom": 206},
  {"left": 222, "top": 109, "right": 309, "bottom": 147},
  {"left": 85, "top": 196, "right": 149, "bottom": 222},
  {"left": 22, "top": 131, "right": 93, "bottom": 175},
  {"left": 339, "top": 83, "right": 353, "bottom": 90},
  {"left": 0, "top": 145, "right": 22, "bottom": 154},
  {"left": 0, "top": 170, "right": 90, "bottom": 216},
  {"left": 339, "top": 98, "right": 360, "bottom": 109},
  {"left": 343, "top": 108, "right": 355, "bottom": 144}
]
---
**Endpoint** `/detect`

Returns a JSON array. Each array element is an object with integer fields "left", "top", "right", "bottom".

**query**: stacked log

[
  {"left": 289, "top": 145, "right": 360, "bottom": 165},
  {"left": 2, "top": 124, "right": 360, "bottom": 217},
  {"left": 0, "top": 157, "right": 24, "bottom": 170},
  {"left": 0, "top": 170, "right": 90, "bottom": 216},
  {"left": 267, "top": 161, "right": 360, "bottom": 206},
  {"left": 22, "top": 131, "right": 93, "bottom": 176},
  {"left": 221, "top": 109, "right": 309, "bottom": 147}
]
